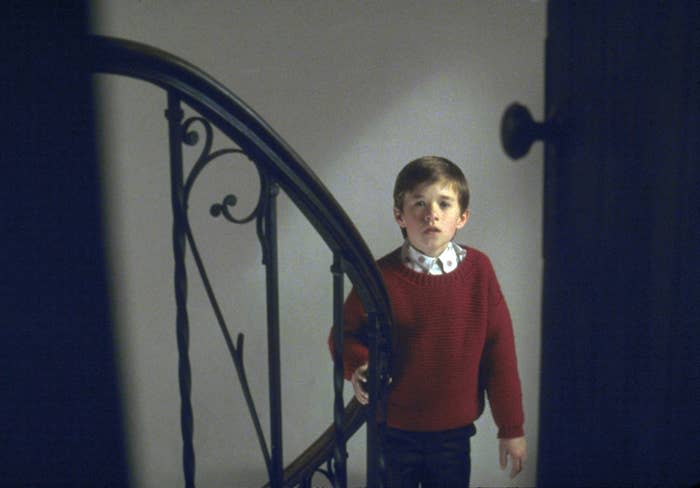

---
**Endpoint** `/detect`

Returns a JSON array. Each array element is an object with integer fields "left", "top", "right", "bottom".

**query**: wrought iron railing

[{"left": 88, "top": 36, "right": 392, "bottom": 487}]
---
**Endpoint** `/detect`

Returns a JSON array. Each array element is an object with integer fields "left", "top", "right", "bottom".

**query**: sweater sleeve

[
  {"left": 482, "top": 261, "right": 525, "bottom": 439},
  {"left": 327, "top": 287, "right": 370, "bottom": 380}
]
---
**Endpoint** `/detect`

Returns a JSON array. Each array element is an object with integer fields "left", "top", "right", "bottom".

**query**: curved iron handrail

[
  {"left": 88, "top": 36, "right": 388, "bottom": 293},
  {"left": 262, "top": 399, "right": 367, "bottom": 488},
  {"left": 88, "top": 35, "right": 391, "bottom": 487}
]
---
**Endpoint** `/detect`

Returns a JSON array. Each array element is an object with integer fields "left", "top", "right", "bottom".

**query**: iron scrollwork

[{"left": 168, "top": 104, "right": 277, "bottom": 480}]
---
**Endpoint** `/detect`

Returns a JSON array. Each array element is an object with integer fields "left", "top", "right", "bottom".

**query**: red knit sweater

[{"left": 333, "top": 246, "right": 524, "bottom": 438}]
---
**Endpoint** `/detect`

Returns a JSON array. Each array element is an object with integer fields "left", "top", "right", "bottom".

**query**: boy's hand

[
  {"left": 351, "top": 363, "right": 369, "bottom": 405},
  {"left": 499, "top": 436, "right": 527, "bottom": 479}
]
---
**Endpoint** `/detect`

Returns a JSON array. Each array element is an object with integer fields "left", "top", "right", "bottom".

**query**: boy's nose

[{"left": 425, "top": 207, "right": 439, "bottom": 222}]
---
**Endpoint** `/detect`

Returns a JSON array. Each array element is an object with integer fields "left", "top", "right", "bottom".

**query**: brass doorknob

[{"left": 500, "top": 102, "right": 559, "bottom": 160}]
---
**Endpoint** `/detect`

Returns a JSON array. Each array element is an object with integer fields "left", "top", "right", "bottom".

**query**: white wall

[{"left": 91, "top": 1, "right": 544, "bottom": 487}]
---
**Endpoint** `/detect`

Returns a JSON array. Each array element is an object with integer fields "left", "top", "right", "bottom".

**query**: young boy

[{"left": 330, "top": 156, "right": 526, "bottom": 486}]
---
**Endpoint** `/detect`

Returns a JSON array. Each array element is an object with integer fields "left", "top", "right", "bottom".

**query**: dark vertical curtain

[
  {"left": 538, "top": 1, "right": 700, "bottom": 486},
  {"left": 1, "top": 2, "right": 130, "bottom": 485}
]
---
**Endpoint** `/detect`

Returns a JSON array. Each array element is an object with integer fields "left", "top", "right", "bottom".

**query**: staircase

[{"left": 88, "top": 36, "right": 392, "bottom": 488}]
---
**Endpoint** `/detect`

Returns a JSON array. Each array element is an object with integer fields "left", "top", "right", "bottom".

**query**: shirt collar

[{"left": 400, "top": 240, "right": 466, "bottom": 275}]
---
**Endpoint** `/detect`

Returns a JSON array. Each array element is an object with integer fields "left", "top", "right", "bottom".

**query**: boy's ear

[
  {"left": 456, "top": 209, "right": 470, "bottom": 229},
  {"left": 394, "top": 207, "right": 407, "bottom": 228}
]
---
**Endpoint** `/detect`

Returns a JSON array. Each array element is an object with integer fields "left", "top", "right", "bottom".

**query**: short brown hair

[{"left": 393, "top": 156, "right": 470, "bottom": 213}]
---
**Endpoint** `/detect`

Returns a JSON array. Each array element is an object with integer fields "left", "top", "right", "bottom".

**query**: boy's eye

[
  {"left": 440, "top": 201, "right": 451, "bottom": 208},
  {"left": 415, "top": 201, "right": 426, "bottom": 207}
]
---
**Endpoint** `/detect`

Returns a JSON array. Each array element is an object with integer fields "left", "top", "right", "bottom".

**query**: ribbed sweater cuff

[{"left": 497, "top": 425, "right": 525, "bottom": 439}]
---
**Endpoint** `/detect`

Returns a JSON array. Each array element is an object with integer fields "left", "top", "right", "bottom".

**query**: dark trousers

[{"left": 381, "top": 424, "right": 476, "bottom": 488}]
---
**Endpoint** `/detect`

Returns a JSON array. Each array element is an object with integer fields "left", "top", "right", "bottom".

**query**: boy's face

[{"left": 394, "top": 180, "right": 469, "bottom": 257}]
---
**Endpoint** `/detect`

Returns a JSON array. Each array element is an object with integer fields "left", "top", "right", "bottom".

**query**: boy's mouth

[{"left": 424, "top": 226, "right": 441, "bottom": 234}]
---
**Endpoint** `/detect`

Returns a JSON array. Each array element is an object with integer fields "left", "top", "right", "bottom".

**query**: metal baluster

[
  {"left": 165, "top": 91, "right": 196, "bottom": 488},
  {"left": 365, "top": 311, "right": 379, "bottom": 488},
  {"left": 261, "top": 180, "right": 283, "bottom": 487},
  {"left": 366, "top": 311, "right": 389, "bottom": 488},
  {"left": 376, "top": 316, "right": 389, "bottom": 488},
  {"left": 331, "top": 253, "right": 347, "bottom": 488}
]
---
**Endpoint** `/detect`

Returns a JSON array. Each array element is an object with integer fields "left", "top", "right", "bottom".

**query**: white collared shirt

[{"left": 400, "top": 240, "right": 467, "bottom": 275}]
